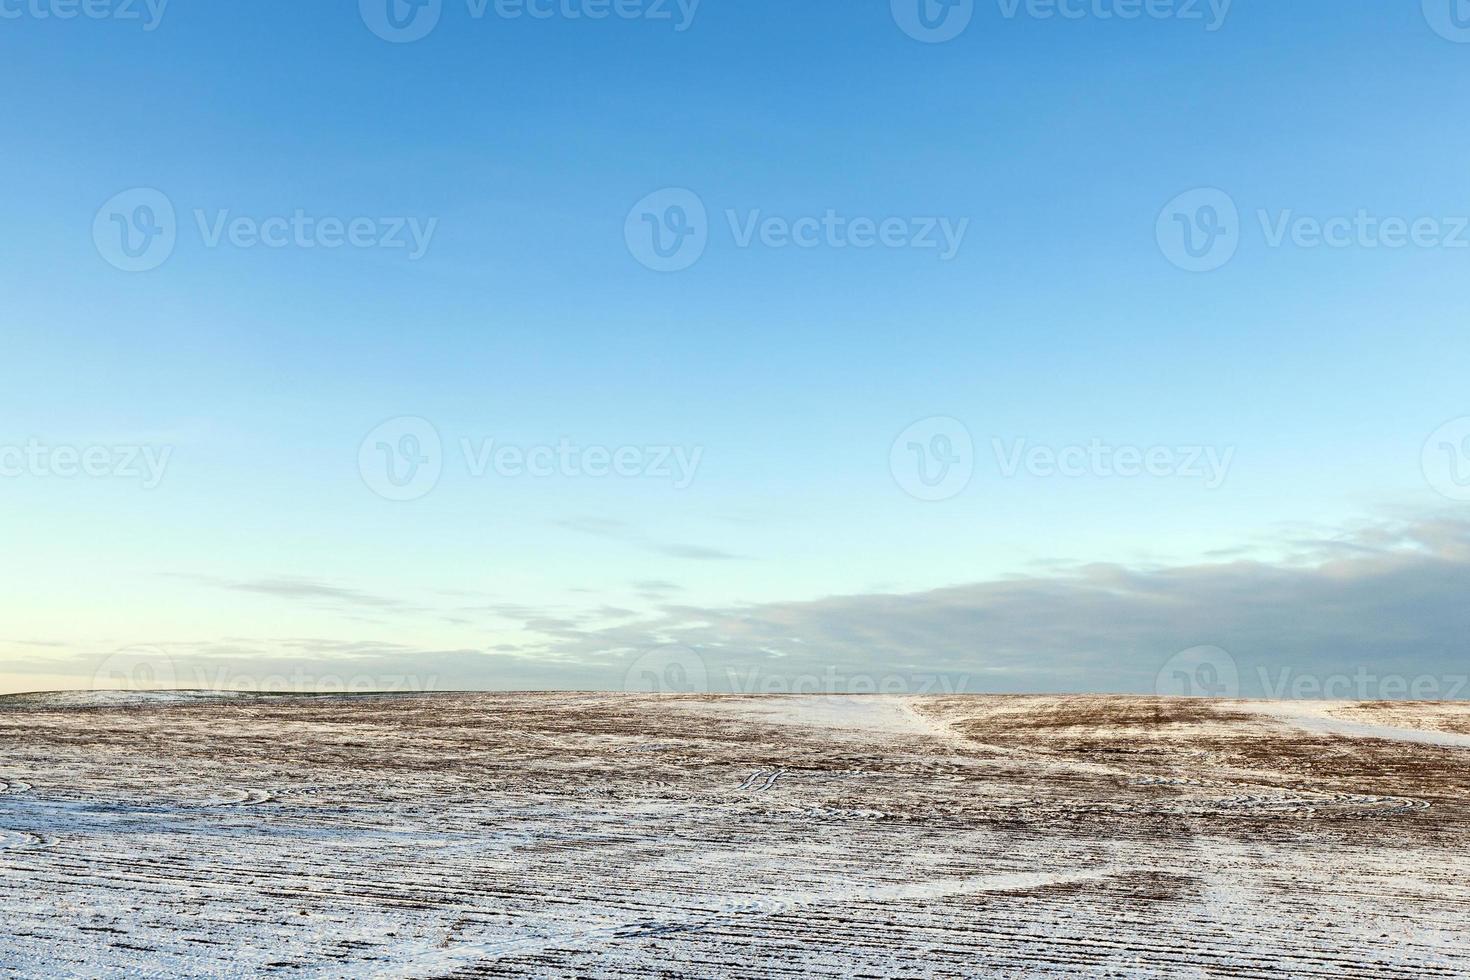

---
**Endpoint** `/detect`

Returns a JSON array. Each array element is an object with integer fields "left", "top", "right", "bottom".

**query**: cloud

[
  {"left": 554, "top": 518, "right": 745, "bottom": 561},
  {"left": 632, "top": 580, "right": 682, "bottom": 593},
  {"left": 653, "top": 543, "right": 743, "bottom": 561},
  {"left": 171, "top": 581, "right": 576, "bottom": 633},
  {"left": 28, "top": 516, "right": 1470, "bottom": 699},
  {"left": 11, "top": 638, "right": 618, "bottom": 695},
  {"left": 555, "top": 517, "right": 628, "bottom": 536},
  {"left": 529, "top": 517, "right": 1470, "bottom": 696},
  {"left": 174, "top": 574, "right": 417, "bottom": 612}
]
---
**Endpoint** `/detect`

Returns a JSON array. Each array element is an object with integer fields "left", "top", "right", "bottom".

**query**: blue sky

[{"left": 4, "top": 1, "right": 1470, "bottom": 696}]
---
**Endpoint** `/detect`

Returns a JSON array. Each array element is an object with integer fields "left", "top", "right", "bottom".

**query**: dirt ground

[{"left": 0, "top": 692, "right": 1467, "bottom": 978}]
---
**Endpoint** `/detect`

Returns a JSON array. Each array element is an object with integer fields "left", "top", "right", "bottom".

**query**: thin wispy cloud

[
  {"left": 174, "top": 575, "right": 416, "bottom": 611},
  {"left": 632, "top": 580, "right": 683, "bottom": 593},
  {"left": 554, "top": 518, "right": 746, "bottom": 561}
]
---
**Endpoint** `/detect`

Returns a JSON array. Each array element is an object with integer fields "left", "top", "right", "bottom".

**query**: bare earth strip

[{"left": 0, "top": 693, "right": 1466, "bottom": 978}]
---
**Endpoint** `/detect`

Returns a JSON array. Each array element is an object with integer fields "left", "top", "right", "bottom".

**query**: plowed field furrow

[{"left": 1, "top": 692, "right": 1467, "bottom": 977}]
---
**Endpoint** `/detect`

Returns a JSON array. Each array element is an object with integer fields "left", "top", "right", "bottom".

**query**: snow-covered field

[{"left": 1, "top": 692, "right": 1467, "bottom": 978}]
